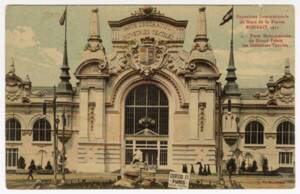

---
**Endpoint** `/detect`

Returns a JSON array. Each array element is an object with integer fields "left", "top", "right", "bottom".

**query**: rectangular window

[
  {"left": 160, "top": 141, "right": 168, "bottom": 165},
  {"left": 125, "top": 141, "right": 133, "bottom": 164},
  {"left": 125, "top": 149, "right": 133, "bottom": 164},
  {"left": 279, "top": 152, "right": 293, "bottom": 165},
  {"left": 6, "top": 148, "right": 18, "bottom": 169}
]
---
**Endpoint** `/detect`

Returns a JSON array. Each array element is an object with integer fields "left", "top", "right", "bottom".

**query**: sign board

[
  {"left": 168, "top": 171, "right": 190, "bottom": 189},
  {"left": 110, "top": 21, "right": 186, "bottom": 42}
]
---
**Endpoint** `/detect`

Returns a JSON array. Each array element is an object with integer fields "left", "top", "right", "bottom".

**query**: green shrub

[
  {"left": 17, "top": 156, "right": 26, "bottom": 169},
  {"left": 262, "top": 158, "right": 269, "bottom": 174},
  {"left": 240, "top": 160, "right": 246, "bottom": 172},
  {"left": 45, "top": 161, "right": 53, "bottom": 170},
  {"left": 251, "top": 160, "right": 258, "bottom": 172}
]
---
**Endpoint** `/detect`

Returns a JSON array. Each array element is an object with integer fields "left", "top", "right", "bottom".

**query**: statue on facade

[{"left": 131, "top": 149, "right": 143, "bottom": 165}]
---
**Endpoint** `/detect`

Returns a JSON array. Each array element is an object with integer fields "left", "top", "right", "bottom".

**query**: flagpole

[
  {"left": 231, "top": 6, "right": 234, "bottom": 43},
  {"left": 65, "top": 6, "right": 67, "bottom": 46},
  {"left": 231, "top": 6, "right": 234, "bottom": 52}
]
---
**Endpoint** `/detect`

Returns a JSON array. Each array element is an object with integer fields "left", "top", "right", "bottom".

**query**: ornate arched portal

[{"left": 124, "top": 84, "right": 169, "bottom": 168}]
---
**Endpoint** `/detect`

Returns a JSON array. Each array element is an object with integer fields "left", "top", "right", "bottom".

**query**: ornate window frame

[
  {"left": 32, "top": 118, "right": 52, "bottom": 142},
  {"left": 6, "top": 118, "right": 21, "bottom": 142},
  {"left": 245, "top": 121, "right": 264, "bottom": 145},
  {"left": 276, "top": 121, "right": 295, "bottom": 145}
]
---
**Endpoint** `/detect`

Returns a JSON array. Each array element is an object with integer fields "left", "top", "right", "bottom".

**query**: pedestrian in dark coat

[{"left": 27, "top": 167, "right": 34, "bottom": 180}]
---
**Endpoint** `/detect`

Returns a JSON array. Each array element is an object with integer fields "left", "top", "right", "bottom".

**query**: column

[
  {"left": 94, "top": 86, "right": 105, "bottom": 140},
  {"left": 203, "top": 91, "right": 215, "bottom": 140},
  {"left": 189, "top": 90, "right": 199, "bottom": 139},
  {"left": 79, "top": 88, "right": 89, "bottom": 139}
]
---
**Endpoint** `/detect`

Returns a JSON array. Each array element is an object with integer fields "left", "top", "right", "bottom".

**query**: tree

[
  {"left": 28, "top": 159, "right": 36, "bottom": 171},
  {"left": 262, "top": 158, "right": 269, "bottom": 174},
  {"left": 207, "top": 164, "right": 211, "bottom": 175},
  {"left": 38, "top": 149, "right": 47, "bottom": 168},
  {"left": 198, "top": 162, "right": 203, "bottom": 175},
  {"left": 240, "top": 160, "right": 246, "bottom": 172},
  {"left": 251, "top": 160, "right": 258, "bottom": 172},
  {"left": 203, "top": 165, "right": 207, "bottom": 175},
  {"left": 190, "top": 164, "right": 195, "bottom": 174},
  {"left": 45, "top": 161, "right": 53, "bottom": 170},
  {"left": 226, "top": 158, "right": 237, "bottom": 183},
  {"left": 231, "top": 148, "right": 242, "bottom": 174},
  {"left": 17, "top": 156, "right": 26, "bottom": 169}
]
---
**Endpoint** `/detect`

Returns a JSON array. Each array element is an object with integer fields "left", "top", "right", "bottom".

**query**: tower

[{"left": 57, "top": 7, "right": 73, "bottom": 95}]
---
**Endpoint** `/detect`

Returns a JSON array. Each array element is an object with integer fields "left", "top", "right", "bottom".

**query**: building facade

[{"left": 5, "top": 7, "right": 295, "bottom": 174}]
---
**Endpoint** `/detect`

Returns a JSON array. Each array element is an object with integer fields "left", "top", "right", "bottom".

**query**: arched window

[
  {"left": 33, "top": 118, "right": 51, "bottom": 141},
  {"left": 125, "top": 84, "right": 169, "bottom": 135},
  {"left": 245, "top": 121, "right": 264, "bottom": 144},
  {"left": 277, "top": 121, "right": 294, "bottom": 144},
  {"left": 6, "top": 118, "right": 21, "bottom": 141}
]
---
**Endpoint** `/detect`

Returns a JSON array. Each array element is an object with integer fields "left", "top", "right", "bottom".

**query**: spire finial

[
  {"left": 89, "top": 8, "right": 101, "bottom": 41},
  {"left": 194, "top": 7, "right": 208, "bottom": 42},
  {"left": 223, "top": 7, "right": 240, "bottom": 96},
  {"left": 84, "top": 8, "right": 104, "bottom": 52},
  {"left": 57, "top": 7, "right": 73, "bottom": 95}
]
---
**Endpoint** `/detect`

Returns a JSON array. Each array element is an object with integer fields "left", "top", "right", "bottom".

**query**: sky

[{"left": 5, "top": 5, "right": 295, "bottom": 88}]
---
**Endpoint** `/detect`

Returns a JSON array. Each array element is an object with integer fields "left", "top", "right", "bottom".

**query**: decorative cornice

[
  {"left": 108, "top": 6, "right": 188, "bottom": 28},
  {"left": 254, "top": 65, "right": 294, "bottom": 104}
]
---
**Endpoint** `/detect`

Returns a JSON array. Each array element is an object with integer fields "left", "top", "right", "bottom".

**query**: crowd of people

[{"left": 182, "top": 162, "right": 212, "bottom": 176}]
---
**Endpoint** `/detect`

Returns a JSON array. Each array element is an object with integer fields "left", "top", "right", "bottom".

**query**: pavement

[{"left": 5, "top": 172, "right": 295, "bottom": 189}]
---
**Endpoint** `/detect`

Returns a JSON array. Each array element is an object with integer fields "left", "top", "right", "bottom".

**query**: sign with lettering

[
  {"left": 111, "top": 21, "right": 186, "bottom": 42},
  {"left": 168, "top": 171, "right": 190, "bottom": 189}
]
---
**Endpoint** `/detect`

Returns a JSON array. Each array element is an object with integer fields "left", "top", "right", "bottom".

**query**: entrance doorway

[
  {"left": 142, "top": 149, "right": 157, "bottom": 165},
  {"left": 124, "top": 84, "right": 170, "bottom": 168},
  {"left": 125, "top": 140, "right": 168, "bottom": 168}
]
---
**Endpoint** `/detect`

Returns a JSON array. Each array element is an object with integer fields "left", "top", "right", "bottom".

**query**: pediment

[
  {"left": 135, "top": 128, "right": 159, "bottom": 136},
  {"left": 75, "top": 59, "right": 108, "bottom": 78},
  {"left": 79, "top": 62, "right": 101, "bottom": 75}
]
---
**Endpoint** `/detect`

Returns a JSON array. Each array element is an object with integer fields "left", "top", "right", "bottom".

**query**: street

[{"left": 6, "top": 173, "right": 295, "bottom": 189}]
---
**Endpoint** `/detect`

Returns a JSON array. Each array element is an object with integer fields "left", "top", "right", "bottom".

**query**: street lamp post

[
  {"left": 43, "top": 86, "right": 59, "bottom": 184},
  {"left": 217, "top": 82, "right": 224, "bottom": 185},
  {"left": 61, "top": 107, "right": 66, "bottom": 183},
  {"left": 53, "top": 85, "right": 58, "bottom": 184}
]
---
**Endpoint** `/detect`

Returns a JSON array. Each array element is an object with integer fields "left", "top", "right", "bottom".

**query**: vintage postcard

[{"left": 4, "top": 4, "right": 295, "bottom": 189}]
